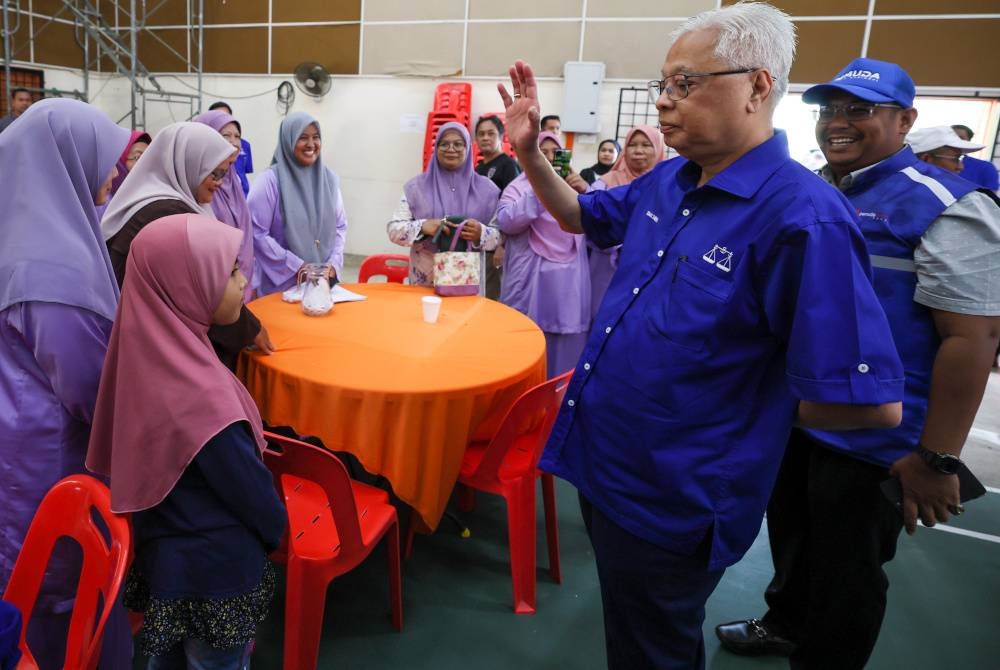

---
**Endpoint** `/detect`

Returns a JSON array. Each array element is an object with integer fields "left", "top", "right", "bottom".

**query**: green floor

[{"left": 137, "top": 480, "right": 1000, "bottom": 668}]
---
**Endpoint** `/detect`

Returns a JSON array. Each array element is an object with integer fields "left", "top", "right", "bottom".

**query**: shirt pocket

[{"left": 654, "top": 257, "right": 736, "bottom": 352}]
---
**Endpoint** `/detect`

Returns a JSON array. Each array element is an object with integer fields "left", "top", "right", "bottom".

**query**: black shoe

[{"left": 715, "top": 618, "right": 797, "bottom": 656}]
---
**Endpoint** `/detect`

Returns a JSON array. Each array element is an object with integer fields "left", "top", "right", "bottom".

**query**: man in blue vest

[
  {"left": 499, "top": 3, "right": 906, "bottom": 667},
  {"left": 716, "top": 57, "right": 1000, "bottom": 670},
  {"left": 952, "top": 124, "right": 999, "bottom": 191}
]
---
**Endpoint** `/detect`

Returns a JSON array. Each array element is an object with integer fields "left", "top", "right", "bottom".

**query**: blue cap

[{"left": 802, "top": 58, "right": 915, "bottom": 108}]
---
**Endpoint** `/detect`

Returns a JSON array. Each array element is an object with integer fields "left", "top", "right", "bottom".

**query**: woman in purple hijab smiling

[
  {"left": 497, "top": 131, "right": 591, "bottom": 377},
  {"left": 388, "top": 122, "right": 501, "bottom": 287},
  {"left": 0, "top": 98, "right": 133, "bottom": 669},
  {"left": 195, "top": 109, "right": 256, "bottom": 302}
]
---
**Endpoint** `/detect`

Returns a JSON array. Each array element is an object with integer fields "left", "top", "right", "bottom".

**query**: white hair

[{"left": 671, "top": 1, "right": 796, "bottom": 102}]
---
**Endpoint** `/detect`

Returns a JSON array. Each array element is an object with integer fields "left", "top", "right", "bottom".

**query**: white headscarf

[{"left": 100, "top": 122, "right": 236, "bottom": 240}]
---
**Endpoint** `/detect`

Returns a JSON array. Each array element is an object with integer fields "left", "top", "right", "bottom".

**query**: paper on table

[
  {"left": 330, "top": 285, "right": 367, "bottom": 303},
  {"left": 282, "top": 284, "right": 368, "bottom": 304}
]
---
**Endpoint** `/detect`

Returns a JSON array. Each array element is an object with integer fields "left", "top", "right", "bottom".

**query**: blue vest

[{"left": 805, "top": 148, "right": 977, "bottom": 467}]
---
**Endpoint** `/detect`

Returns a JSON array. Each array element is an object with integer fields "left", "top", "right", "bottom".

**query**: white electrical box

[{"left": 560, "top": 61, "right": 605, "bottom": 134}]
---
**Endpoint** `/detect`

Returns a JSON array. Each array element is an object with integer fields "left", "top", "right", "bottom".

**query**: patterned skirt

[{"left": 124, "top": 561, "right": 275, "bottom": 656}]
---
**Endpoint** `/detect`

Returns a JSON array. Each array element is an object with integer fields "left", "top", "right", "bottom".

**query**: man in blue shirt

[
  {"left": 953, "top": 124, "right": 999, "bottom": 191},
  {"left": 716, "top": 58, "right": 1000, "bottom": 670},
  {"left": 499, "top": 5, "right": 904, "bottom": 669},
  {"left": 209, "top": 101, "right": 254, "bottom": 195}
]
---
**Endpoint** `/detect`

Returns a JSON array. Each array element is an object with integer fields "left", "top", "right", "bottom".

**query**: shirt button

[
  {"left": 567, "top": 399, "right": 576, "bottom": 407},
  {"left": 583, "top": 363, "right": 591, "bottom": 371},
  {"left": 857, "top": 363, "right": 870, "bottom": 373},
  {"left": 604, "top": 326, "right": 612, "bottom": 334},
  {"left": 632, "top": 287, "right": 640, "bottom": 295},
  {"left": 657, "top": 250, "right": 665, "bottom": 257},
  {"left": 682, "top": 208, "right": 691, "bottom": 216}
]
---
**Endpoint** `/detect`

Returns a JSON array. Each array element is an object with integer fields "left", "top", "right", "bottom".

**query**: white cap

[{"left": 907, "top": 126, "right": 984, "bottom": 154}]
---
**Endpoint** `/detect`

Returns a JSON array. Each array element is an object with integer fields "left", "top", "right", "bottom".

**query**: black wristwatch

[{"left": 915, "top": 444, "right": 963, "bottom": 475}]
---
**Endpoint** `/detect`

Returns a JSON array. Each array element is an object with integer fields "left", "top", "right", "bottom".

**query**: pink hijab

[
  {"left": 508, "top": 131, "right": 580, "bottom": 263},
  {"left": 600, "top": 125, "right": 665, "bottom": 188},
  {"left": 86, "top": 214, "right": 266, "bottom": 513}
]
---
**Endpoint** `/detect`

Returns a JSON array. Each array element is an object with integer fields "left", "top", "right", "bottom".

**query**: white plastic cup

[{"left": 422, "top": 295, "right": 442, "bottom": 324}]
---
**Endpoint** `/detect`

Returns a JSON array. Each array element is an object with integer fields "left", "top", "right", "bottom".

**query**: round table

[{"left": 239, "top": 283, "right": 546, "bottom": 530}]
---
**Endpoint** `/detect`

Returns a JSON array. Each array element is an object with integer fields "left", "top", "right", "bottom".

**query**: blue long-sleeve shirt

[{"left": 132, "top": 422, "right": 285, "bottom": 599}]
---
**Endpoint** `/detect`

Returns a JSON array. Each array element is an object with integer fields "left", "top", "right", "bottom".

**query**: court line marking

[
  {"left": 923, "top": 523, "right": 1000, "bottom": 545},
  {"left": 968, "top": 427, "right": 1000, "bottom": 446}
]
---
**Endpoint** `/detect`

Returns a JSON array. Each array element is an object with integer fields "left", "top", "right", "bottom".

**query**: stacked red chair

[{"left": 422, "top": 81, "right": 474, "bottom": 170}]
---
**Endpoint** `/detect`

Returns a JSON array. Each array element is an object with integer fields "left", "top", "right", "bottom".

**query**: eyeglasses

[
  {"left": 926, "top": 153, "right": 964, "bottom": 164},
  {"left": 647, "top": 68, "right": 758, "bottom": 103},
  {"left": 208, "top": 168, "right": 228, "bottom": 181},
  {"left": 438, "top": 141, "right": 467, "bottom": 151},
  {"left": 813, "top": 103, "right": 902, "bottom": 122}
]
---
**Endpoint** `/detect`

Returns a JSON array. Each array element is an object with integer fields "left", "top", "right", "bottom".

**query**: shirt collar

[
  {"left": 677, "top": 130, "right": 792, "bottom": 199},
  {"left": 818, "top": 146, "right": 913, "bottom": 191}
]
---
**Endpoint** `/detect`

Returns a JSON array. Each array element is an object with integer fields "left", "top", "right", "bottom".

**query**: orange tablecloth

[{"left": 239, "top": 283, "right": 546, "bottom": 530}]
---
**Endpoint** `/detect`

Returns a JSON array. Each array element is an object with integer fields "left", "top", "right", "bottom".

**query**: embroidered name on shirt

[
  {"left": 645, "top": 210, "right": 659, "bottom": 223},
  {"left": 856, "top": 209, "right": 889, "bottom": 224},
  {"left": 702, "top": 244, "right": 733, "bottom": 272},
  {"left": 835, "top": 69, "right": 880, "bottom": 82}
]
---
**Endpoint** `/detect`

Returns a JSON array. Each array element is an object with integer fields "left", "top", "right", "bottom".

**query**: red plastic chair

[
  {"left": 262, "top": 432, "right": 402, "bottom": 670},
  {"left": 433, "top": 82, "right": 472, "bottom": 115},
  {"left": 2, "top": 475, "right": 131, "bottom": 670},
  {"left": 358, "top": 254, "right": 409, "bottom": 284},
  {"left": 455, "top": 371, "right": 572, "bottom": 614}
]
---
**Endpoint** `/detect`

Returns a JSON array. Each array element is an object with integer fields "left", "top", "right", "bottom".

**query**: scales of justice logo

[{"left": 702, "top": 244, "right": 733, "bottom": 273}]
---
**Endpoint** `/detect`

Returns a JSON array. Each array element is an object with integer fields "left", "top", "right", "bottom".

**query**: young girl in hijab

[
  {"left": 588, "top": 125, "right": 666, "bottom": 320},
  {"left": 195, "top": 110, "right": 256, "bottom": 302},
  {"left": 498, "top": 131, "right": 591, "bottom": 377},
  {"left": 102, "top": 121, "right": 271, "bottom": 368},
  {"left": 388, "top": 122, "right": 501, "bottom": 287},
  {"left": 248, "top": 111, "right": 349, "bottom": 295},
  {"left": 87, "top": 214, "right": 286, "bottom": 668},
  {"left": 0, "top": 98, "right": 132, "bottom": 669}
]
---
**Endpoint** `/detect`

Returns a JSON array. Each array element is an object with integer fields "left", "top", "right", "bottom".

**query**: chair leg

[
  {"left": 386, "top": 521, "right": 404, "bottom": 631},
  {"left": 541, "top": 473, "right": 562, "bottom": 584},
  {"left": 403, "top": 509, "right": 416, "bottom": 560},
  {"left": 456, "top": 482, "right": 476, "bottom": 513},
  {"left": 504, "top": 478, "right": 537, "bottom": 615},
  {"left": 283, "top": 557, "right": 329, "bottom": 670}
]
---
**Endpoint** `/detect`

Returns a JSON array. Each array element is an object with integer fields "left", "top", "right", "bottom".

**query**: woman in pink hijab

[
  {"left": 588, "top": 125, "right": 666, "bottom": 320},
  {"left": 87, "top": 214, "right": 285, "bottom": 667},
  {"left": 497, "top": 131, "right": 591, "bottom": 377}
]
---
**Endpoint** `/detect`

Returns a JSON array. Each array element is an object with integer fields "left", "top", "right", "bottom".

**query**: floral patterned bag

[{"left": 433, "top": 220, "right": 481, "bottom": 297}]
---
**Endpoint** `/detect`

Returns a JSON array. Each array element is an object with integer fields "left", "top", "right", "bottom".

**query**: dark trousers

[
  {"left": 580, "top": 495, "right": 724, "bottom": 670},
  {"left": 762, "top": 429, "right": 904, "bottom": 670}
]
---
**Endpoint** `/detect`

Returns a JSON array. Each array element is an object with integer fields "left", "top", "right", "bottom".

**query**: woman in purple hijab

[
  {"left": 0, "top": 98, "right": 133, "bottom": 669},
  {"left": 497, "top": 131, "right": 591, "bottom": 377},
  {"left": 388, "top": 122, "right": 501, "bottom": 286},
  {"left": 195, "top": 109, "right": 256, "bottom": 301}
]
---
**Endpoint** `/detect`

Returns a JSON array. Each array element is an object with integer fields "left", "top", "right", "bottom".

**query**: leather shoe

[{"left": 715, "top": 618, "right": 797, "bottom": 656}]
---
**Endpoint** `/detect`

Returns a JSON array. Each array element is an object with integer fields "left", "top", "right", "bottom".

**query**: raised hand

[{"left": 497, "top": 60, "right": 541, "bottom": 156}]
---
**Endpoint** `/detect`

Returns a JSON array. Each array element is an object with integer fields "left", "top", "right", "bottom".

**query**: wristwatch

[{"left": 915, "top": 444, "right": 963, "bottom": 475}]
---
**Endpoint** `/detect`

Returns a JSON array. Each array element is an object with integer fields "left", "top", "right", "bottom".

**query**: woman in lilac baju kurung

[
  {"left": 0, "top": 99, "right": 132, "bottom": 669},
  {"left": 588, "top": 125, "right": 666, "bottom": 322},
  {"left": 247, "top": 112, "right": 348, "bottom": 296},
  {"left": 497, "top": 132, "right": 590, "bottom": 377},
  {"left": 388, "top": 122, "right": 500, "bottom": 288}
]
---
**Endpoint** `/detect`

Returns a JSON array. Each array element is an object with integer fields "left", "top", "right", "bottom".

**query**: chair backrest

[
  {"left": 358, "top": 254, "right": 410, "bottom": 284},
  {"left": 262, "top": 433, "right": 365, "bottom": 558},
  {"left": 2, "top": 475, "right": 132, "bottom": 670},
  {"left": 469, "top": 371, "right": 573, "bottom": 482}
]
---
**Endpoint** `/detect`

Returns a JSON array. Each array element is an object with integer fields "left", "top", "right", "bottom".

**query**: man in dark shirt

[
  {"left": 474, "top": 114, "right": 521, "bottom": 299},
  {"left": 0, "top": 88, "right": 33, "bottom": 133}
]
